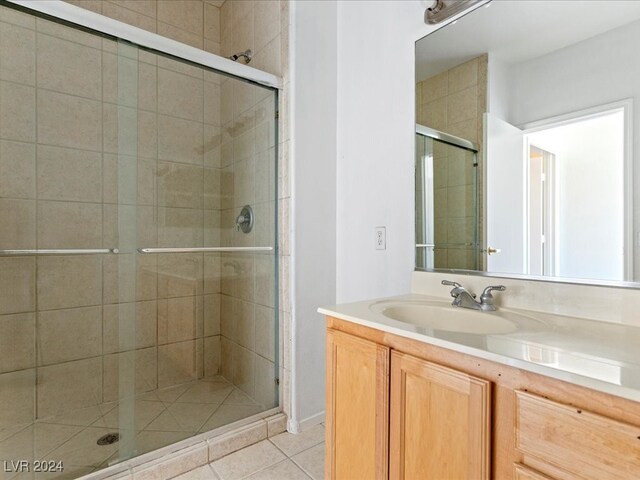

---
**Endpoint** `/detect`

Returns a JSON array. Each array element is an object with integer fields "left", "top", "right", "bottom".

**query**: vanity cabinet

[
  {"left": 389, "top": 351, "right": 490, "bottom": 479},
  {"left": 326, "top": 316, "right": 640, "bottom": 480},
  {"left": 326, "top": 329, "right": 390, "bottom": 479},
  {"left": 326, "top": 328, "right": 490, "bottom": 479}
]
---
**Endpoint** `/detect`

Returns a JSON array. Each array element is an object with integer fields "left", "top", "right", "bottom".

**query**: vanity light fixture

[{"left": 425, "top": 0, "right": 486, "bottom": 25}]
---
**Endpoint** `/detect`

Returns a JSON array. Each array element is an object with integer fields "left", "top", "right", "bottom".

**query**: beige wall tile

[
  {"left": 204, "top": 254, "right": 221, "bottom": 294},
  {"left": 37, "top": 16, "right": 101, "bottom": 49},
  {"left": 158, "top": 340, "right": 199, "bottom": 388},
  {"left": 158, "top": 207, "right": 204, "bottom": 248},
  {"left": 37, "top": 357, "right": 102, "bottom": 418},
  {"left": 37, "top": 255, "right": 101, "bottom": 310},
  {"left": 204, "top": 168, "right": 222, "bottom": 210},
  {"left": 251, "top": 36, "right": 281, "bottom": 77},
  {"left": 254, "top": 356, "right": 276, "bottom": 408},
  {"left": 254, "top": 305, "right": 274, "bottom": 362},
  {"left": 422, "top": 97, "right": 447, "bottom": 131},
  {"left": 158, "top": 115, "right": 204, "bottom": 165},
  {"left": 103, "top": 301, "right": 158, "bottom": 354},
  {"left": 158, "top": 68, "right": 204, "bottom": 122},
  {"left": 37, "top": 201, "right": 102, "bottom": 249},
  {"left": 103, "top": 154, "right": 156, "bottom": 206},
  {"left": 233, "top": 157, "right": 255, "bottom": 207},
  {"left": 38, "top": 90, "right": 101, "bottom": 151},
  {"left": 37, "top": 33, "right": 102, "bottom": 100},
  {"left": 108, "top": 0, "right": 156, "bottom": 17},
  {"left": 0, "top": 257, "right": 35, "bottom": 315},
  {"left": 254, "top": 1, "right": 279, "bottom": 53},
  {"left": 0, "top": 140, "right": 35, "bottom": 199},
  {"left": 0, "top": 21, "right": 36, "bottom": 86},
  {"left": 158, "top": 296, "right": 199, "bottom": 344},
  {"left": 235, "top": 300, "right": 255, "bottom": 350},
  {"left": 254, "top": 255, "right": 275, "bottom": 308},
  {"left": 102, "top": 347, "right": 158, "bottom": 402},
  {"left": 103, "top": 253, "right": 158, "bottom": 304},
  {"left": 37, "top": 145, "right": 102, "bottom": 203},
  {"left": 158, "top": 0, "right": 204, "bottom": 36},
  {"left": 204, "top": 335, "right": 220, "bottom": 377},
  {"left": 204, "top": 125, "right": 222, "bottom": 168},
  {"left": 157, "top": 253, "right": 203, "bottom": 298},
  {"left": 220, "top": 336, "right": 233, "bottom": 379},
  {"left": 447, "top": 117, "right": 478, "bottom": 144},
  {"left": 204, "top": 294, "right": 221, "bottom": 336},
  {"left": 447, "top": 85, "right": 477, "bottom": 125},
  {"left": 0, "top": 198, "right": 35, "bottom": 250},
  {"left": 421, "top": 71, "right": 448, "bottom": 104},
  {"left": 157, "top": 162, "right": 205, "bottom": 209},
  {"left": 0, "top": 369, "right": 35, "bottom": 427},
  {"left": 102, "top": 104, "right": 138, "bottom": 156},
  {"left": 138, "top": 62, "right": 158, "bottom": 112},
  {"left": 65, "top": 0, "right": 103, "bottom": 14},
  {"left": 0, "top": 313, "right": 35, "bottom": 374},
  {"left": 102, "top": 1, "right": 157, "bottom": 32},
  {"left": 204, "top": 3, "right": 220, "bottom": 41},
  {"left": 0, "top": 81, "right": 35, "bottom": 143},
  {"left": 37, "top": 306, "right": 102, "bottom": 365},
  {"left": 103, "top": 204, "right": 157, "bottom": 251},
  {"left": 448, "top": 57, "right": 478, "bottom": 93},
  {"left": 232, "top": 344, "right": 254, "bottom": 397},
  {"left": 204, "top": 82, "right": 221, "bottom": 126},
  {"left": 157, "top": 21, "right": 203, "bottom": 49}
]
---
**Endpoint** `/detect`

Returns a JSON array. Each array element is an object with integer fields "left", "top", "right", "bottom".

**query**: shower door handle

[{"left": 0, "top": 248, "right": 119, "bottom": 256}]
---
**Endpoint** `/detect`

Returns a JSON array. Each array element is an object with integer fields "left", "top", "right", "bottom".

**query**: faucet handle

[
  {"left": 442, "top": 280, "right": 462, "bottom": 288},
  {"left": 482, "top": 285, "right": 506, "bottom": 297}
]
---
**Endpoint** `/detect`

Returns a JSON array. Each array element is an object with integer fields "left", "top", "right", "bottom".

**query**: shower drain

[{"left": 97, "top": 432, "right": 120, "bottom": 446}]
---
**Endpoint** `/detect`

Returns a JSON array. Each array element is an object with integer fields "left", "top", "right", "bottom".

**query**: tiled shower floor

[{"left": 0, "top": 376, "right": 265, "bottom": 479}]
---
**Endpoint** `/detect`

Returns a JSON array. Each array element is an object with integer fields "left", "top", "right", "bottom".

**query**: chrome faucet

[{"left": 442, "top": 280, "right": 506, "bottom": 312}]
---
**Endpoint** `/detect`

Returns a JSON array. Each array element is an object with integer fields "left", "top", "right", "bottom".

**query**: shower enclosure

[
  {"left": 415, "top": 124, "right": 479, "bottom": 270},
  {"left": 0, "top": 3, "right": 278, "bottom": 478}
]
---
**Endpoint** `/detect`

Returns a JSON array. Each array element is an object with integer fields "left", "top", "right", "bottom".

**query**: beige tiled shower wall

[
  {"left": 59, "top": 0, "right": 293, "bottom": 412},
  {"left": 0, "top": 4, "right": 229, "bottom": 425},
  {"left": 215, "top": 0, "right": 291, "bottom": 413},
  {"left": 416, "top": 54, "right": 487, "bottom": 270}
]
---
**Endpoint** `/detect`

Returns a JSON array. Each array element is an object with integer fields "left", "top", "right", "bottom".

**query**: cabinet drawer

[
  {"left": 515, "top": 390, "right": 640, "bottom": 480},
  {"left": 514, "top": 464, "right": 554, "bottom": 480}
]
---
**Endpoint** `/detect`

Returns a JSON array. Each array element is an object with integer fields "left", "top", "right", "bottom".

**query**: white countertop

[{"left": 319, "top": 293, "right": 640, "bottom": 403}]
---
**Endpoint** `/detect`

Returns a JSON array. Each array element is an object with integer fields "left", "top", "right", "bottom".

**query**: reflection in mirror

[{"left": 415, "top": 0, "right": 640, "bottom": 284}]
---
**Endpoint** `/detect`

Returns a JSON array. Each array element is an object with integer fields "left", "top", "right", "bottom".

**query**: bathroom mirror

[{"left": 415, "top": 0, "right": 640, "bottom": 285}]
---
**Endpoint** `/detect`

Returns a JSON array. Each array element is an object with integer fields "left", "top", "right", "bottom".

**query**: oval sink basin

[{"left": 370, "top": 300, "right": 541, "bottom": 335}]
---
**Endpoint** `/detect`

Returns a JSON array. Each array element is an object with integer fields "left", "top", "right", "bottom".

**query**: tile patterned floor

[
  {"left": 0, "top": 376, "right": 268, "bottom": 479},
  {"left": 174, "top": 424, "right": 326, "bottom": 480}
]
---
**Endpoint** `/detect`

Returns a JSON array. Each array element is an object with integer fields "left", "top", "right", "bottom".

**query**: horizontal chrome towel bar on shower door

[
  {"left": 137, "top": 247, "right": 273, "bottom": 254},
  {"left": 0, "top": 248, "right": 120, "bottom": 256}
]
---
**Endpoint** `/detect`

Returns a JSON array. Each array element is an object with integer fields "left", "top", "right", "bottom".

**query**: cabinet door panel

[
  {"left": 516, "top": 390, "right": 640, "bottom": 480},
  {"left": 514, "top": 463, "right": 556, "bottom": 480},
  {"left": 390, "top": 351, "right": 490, "bottom": 480},
  {"left": 326, "top": 329, "right": 390, "bottom": 480}
]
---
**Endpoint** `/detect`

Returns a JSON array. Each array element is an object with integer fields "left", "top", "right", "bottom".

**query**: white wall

[
  {"left": 335, "top": 0, "right": 454, "bottom": 303},
  {"left": 290, "top": 0, "right": 487, "bottom": 428},
  {"left": 290, "top": 0, "right": 338, "bottom": 429},
  {"left": 500, "top": 19, "right": 640, "bottom": 278},
  {"left": 528, "top": 114, "right": 625, "bottom": 281}
]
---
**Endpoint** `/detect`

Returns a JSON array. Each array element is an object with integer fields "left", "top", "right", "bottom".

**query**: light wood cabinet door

[
  {"left": 515, "top": 390, "right": 640, "bottom": 480},
  {"left": 389, "top": 351, "right": 490, "bottom": 480},
  {"left": 326, "top": 329, "right": 390, "bottom": 480}
]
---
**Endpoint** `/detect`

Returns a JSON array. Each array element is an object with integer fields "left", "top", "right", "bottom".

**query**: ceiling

[{"left": 416, "top": 0, "right": 640, "bottom": 82}]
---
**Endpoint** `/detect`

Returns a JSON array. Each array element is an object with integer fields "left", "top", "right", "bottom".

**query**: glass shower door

[
  {"left": 415, "top": 129, "right": 479, "bottom": 270},
  {"left": 0, "top": 4, "right": 278, "bottom": 478}
]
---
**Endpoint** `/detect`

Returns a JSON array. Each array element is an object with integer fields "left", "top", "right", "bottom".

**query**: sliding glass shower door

[{"left": 0, "top": 4, "right": 278, "bottom": 478}]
